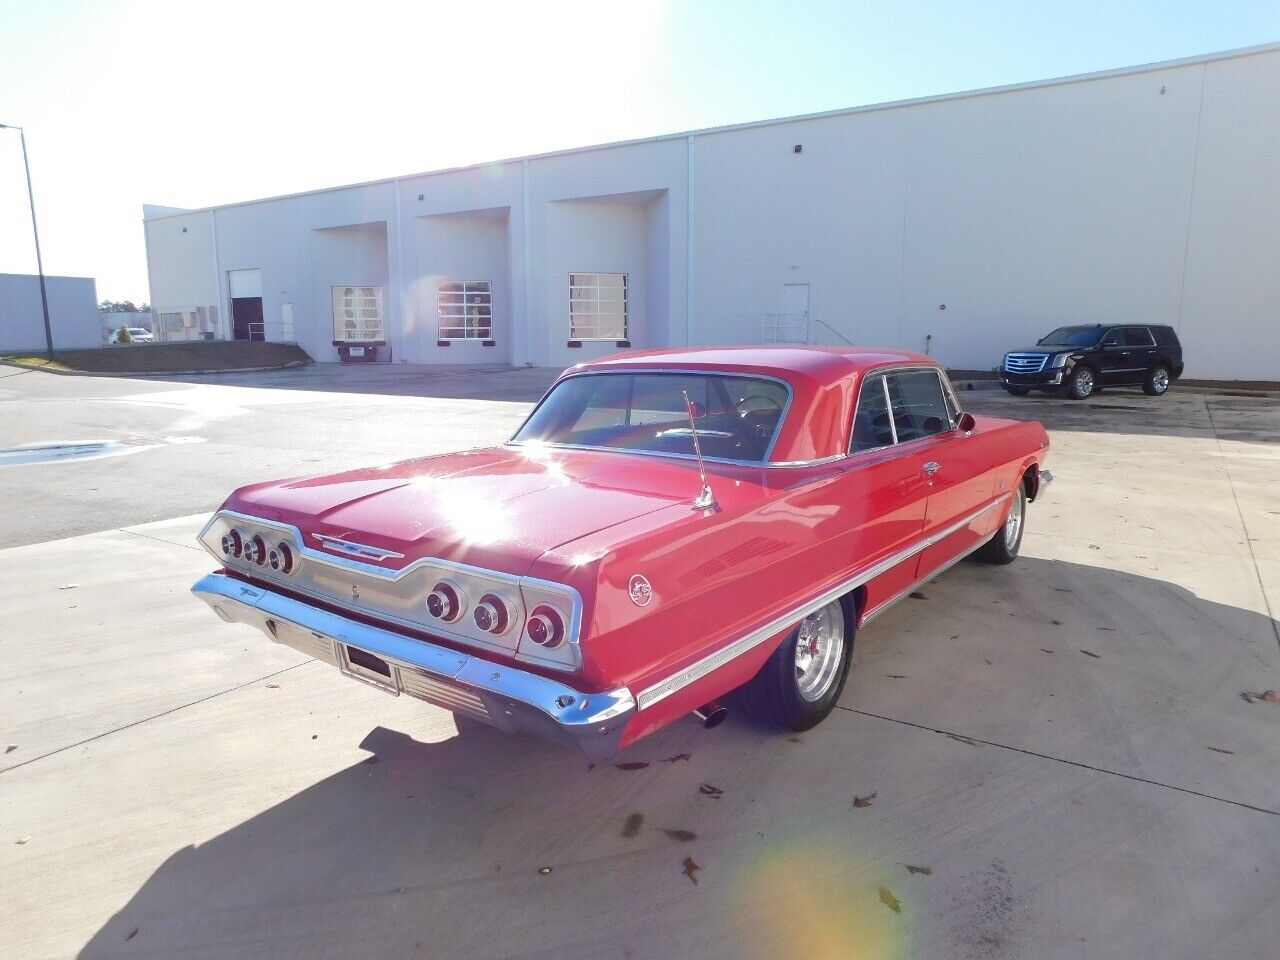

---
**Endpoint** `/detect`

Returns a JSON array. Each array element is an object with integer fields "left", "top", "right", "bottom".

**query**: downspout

[
  {"left": 210, "top": 209, "right": 223, "bottom": 339},
  {"left": 393, "top": 179, "right": 404, "bottom": 361},
  {"left": 522, "top": 159, "right": 533, "bottom": 366},
  {"left": 685, "top": 134, "right": 694, "bottom": 346}
]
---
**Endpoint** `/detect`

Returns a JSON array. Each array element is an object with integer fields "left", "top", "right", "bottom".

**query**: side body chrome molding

[{"left": 634, "top": 492, "right": 1012, "bottom": 712}]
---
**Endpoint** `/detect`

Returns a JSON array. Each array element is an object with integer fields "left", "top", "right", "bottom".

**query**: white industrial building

[
  {"left": 0, "top": 273, "right": 100, "bottom": 352},
  {"left": 143, "top": 44, "right": 1279, "bottom": 380}
]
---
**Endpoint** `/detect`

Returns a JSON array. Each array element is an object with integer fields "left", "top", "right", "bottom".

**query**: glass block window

[
  {"left": 332, "top": 286, "right": 384, "bottom": 342},
  {"left": 437, "top": 281, "right": 492, "bottom": 340},
  {"left": 569, "top": 273, "right": 627, "bottom": 340}
]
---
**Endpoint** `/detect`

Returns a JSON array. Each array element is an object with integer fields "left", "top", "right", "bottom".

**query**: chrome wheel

[
  {"left": 1071, "top": 367, "right": 1095, "bottom": 398},
  {"left": 1003, "top": 489, "right": 1024, "bottom": 551},
  {"left": 794, "top": 600, "right": 846, "bottom": 702},
  {"left": 1152, "top": 368, "right": 1169, "bottom": 393}
]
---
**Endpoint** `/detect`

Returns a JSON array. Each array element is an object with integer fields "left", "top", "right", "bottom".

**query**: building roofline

[{"left": 143, "top": 40, "right": 1280, "bottom": 222}]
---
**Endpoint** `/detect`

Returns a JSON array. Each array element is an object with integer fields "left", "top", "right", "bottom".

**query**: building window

[
  {"left": 569, "top": 273, "right": 627, "bottom": 340},
  {"left": 332, "top": 286, "right": 384, "bottom": 342},
  {"left": 437, "top": 281, "right": 492, "bottom": 340}
]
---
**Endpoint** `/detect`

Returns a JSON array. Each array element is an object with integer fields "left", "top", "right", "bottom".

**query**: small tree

[{"left": 116, "top": 325, "right": 132, "bottom": 343}]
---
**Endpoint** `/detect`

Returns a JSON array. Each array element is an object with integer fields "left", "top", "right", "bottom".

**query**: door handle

[{"left": 923, "top": 461, "right": 941, "bottom": 475}]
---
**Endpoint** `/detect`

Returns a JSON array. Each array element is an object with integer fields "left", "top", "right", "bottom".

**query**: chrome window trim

[
  {"left": 508, "top": 368, "right": 796, "bottom": 465},
  {"left": 635, "top": 492, "right": 1013, "bottom": 711},
  {"left": 198, "top": 509, "right": 585, "bottom": 672}
]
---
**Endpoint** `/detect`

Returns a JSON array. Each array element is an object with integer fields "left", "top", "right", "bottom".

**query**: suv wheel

[
  {"left": 1143, "top": 365, "right": 1171, "bottom": 396},
  {"left": 1065, "top": 365, "right": 1096, "bottom": 400}
]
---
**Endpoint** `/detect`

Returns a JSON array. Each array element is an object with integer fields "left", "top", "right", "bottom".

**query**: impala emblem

[
  {"left": 351, "top": 585, "right": 360, "bottom": 601},
  {"left": 628, "top": 574, "right": 653, "bottom": 607}
]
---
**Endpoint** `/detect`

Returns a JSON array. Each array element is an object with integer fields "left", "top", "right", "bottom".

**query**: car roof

[{"left": 575, "top": 345, "right": 937, "bottom": 389}]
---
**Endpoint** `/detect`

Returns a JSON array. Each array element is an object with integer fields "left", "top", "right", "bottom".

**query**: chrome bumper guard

[{"left": 192, "top": 572, "right": 634, "bottom": 762}]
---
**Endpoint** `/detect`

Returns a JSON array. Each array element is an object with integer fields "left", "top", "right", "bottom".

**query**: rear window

[
  {"left": 1123, "top": 328, "right": 1156, "bottom": 347},
  {"left": 1151, "top": 326, "right": 1180, "bottom": 348},
  {"left": 513, "top": 372, "right": 790, "bottom": 463}
]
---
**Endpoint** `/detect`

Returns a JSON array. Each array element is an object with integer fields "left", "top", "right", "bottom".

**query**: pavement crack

[
  {"left": 0, "top": 661, "right": 312, "bottom": 776},
  {"left": 1204, "top": 399, "right": 1280, "bottom": 653},
  {"left": 839, "top": 706, "right": 1280, "bottom": 818},
  {"left": 117, "top": 526, "right": 208, "bottom": 552}
]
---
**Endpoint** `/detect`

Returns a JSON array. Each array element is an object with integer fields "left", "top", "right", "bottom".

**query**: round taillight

[
  {"left": 268, "top": 542, "right": 293, "bottom": 573},
  {"left": 243, "top": 535, "right": 266, "bottom": 565},
  {"left": 426, "top": 581, "right": 463, "bottom": 622},
  {"left": 526, "top": 605, "right": 566, "bottom": 648},
  {"left": 473, "top": 593, "right": 512, "bottom": 635},
  {"left": 221, "top": 528, "right": 243, "bottom": 557}
]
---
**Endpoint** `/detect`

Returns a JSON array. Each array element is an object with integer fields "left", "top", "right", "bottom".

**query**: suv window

[
  {"left": 1101, "top": 328, "right": 1124, "bottom": 347},
  {"left": 885, "top": 370, "right": 951, "bottom": 443},
  {"left": 1123, "top": 327, "right": 1155, "bottom": 347},
  {"left": 850, "top": 375, "right": 895, "bottom": 452}
]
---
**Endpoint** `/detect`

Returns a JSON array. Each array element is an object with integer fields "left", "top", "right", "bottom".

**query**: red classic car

[{"left": 193, "top": 347, "right": 1051, "bottom": 760}]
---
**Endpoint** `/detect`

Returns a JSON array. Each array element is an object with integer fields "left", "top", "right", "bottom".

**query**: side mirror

[{"left": 957, "top": 412, "right": 976, "bottom": 432}]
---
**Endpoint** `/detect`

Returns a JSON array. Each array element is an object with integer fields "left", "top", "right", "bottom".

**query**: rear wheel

[
  {"left": 1003, "top": 385, "right": 1031, "bottom": 396},
  {"left": 1143, "top": 365, "right": 1171, "bottom": 396},
  {"left": 974, "top": 485, "right": 1026, "bottom": 565},
  {"left": 1065, "top": 365, "right": 1096, "bottom": 400},
  {"left": 735, "top": 598, "right": 853, "bottom": 731}
]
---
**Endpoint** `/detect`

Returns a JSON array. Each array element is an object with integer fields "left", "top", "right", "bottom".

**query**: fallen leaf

[
  {"left": 662, "top": 828, "right": 698, "bottom": 842},
  {"left": 949, "top": 634, "right": 959, "bottom": 640},
  {"left": 1080, "top": 649, "right": 1101, "bottom": 658},
  {"left": 1240, "top": 691, "right": 1261, "bottom": 704},
  {"left": 1050, "top": 619, "right": 1062, "bottom": 625},
  {"left": 682, "top": 856, "right": 702, "bottom": 885},
  {"left": 621, "top": 812, "right": 644, "bottom": 838},
  {"left": 1096, "top": 626, "right": 1115, "bottom": 632},
  {"left": 58, "top": 584, "right": 79, "bottom": 590},
  {"left": 266, "top": 682, "right": 280, "bottom": 689},
  {"left": 698, "top": 783, "right": 724, "bottom": 799},
  {"left": 853, "top": 792, "right": 877, "bottom": 808},
  {"left": 1264, "top": 690, "right": 1280, "bottom": 703},
  {"left": 879, "top": 886, "right": 902, "bottom": 913},
  {"left": 1054, "top": 587, "right": 1073, "bottom": 593},
  {"left": 1207, "top": 746, "right": 1234, "bottom": 755},
  {"left": 1040, "top": 648, "right": 1054, "bottom": 654},
  {"left": 4, "top": 744, "right": 15, "bottom": 754},
  {"left": 661, "top": 753, "right": 691, "bottom": 763},
  {"left": 884, "top": 674, "right": 909, "bottom": 679},
  {"left": 537, "top": 866, "right": 552, "bottom": 876},
  {"left": 946, "top": 733, "right": 979, "bottom": 746},
  {"left": 908, "top": 591, "right": 926, "bottom": 600},
  {"left": 15, "top": 836, "right": 30, "bottom": 845},
  {"left": 311, "top": 734, "right": 318, "bottom": 740},
  {"left": 983, "top": 658, "right": 993, "bottom": 665},
  {"left": 904, "top": 864, "right": 933, "bottom": 876},
  {"left": 126, "top": 928, "right": 139, "bottom": 941},
  {"left": 615, "top": 761, "right": 650, "bottom": 771},
  {"left": 1088, "top": 544, "right": 1101, "bottom": 550}
]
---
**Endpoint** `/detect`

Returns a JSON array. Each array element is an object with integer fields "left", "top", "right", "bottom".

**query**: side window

[
  {"left": 1124, "top": 327, "right": 1155, "bottom": 347},
  {"left": 885, "top": 370, "right": 950, "bottom": 443},
  {"left": 850, "top": 375, "right": 895, "bottom": 452},
  {"left": 1101, "top": 328, "right": 1124, "bottom": 348}
]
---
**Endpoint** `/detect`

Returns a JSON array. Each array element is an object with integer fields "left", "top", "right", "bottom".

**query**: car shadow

[{"left": 75, "top": 557, "right": 1280, "bottom": 959}]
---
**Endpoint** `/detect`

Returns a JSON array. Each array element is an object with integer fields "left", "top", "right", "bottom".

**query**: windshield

[
  {"left": 513, "top": 372, "right": 790, "bottom": 463},
  {"left": 1037, "top": 326, "right": 1102, "bottom": 347}
]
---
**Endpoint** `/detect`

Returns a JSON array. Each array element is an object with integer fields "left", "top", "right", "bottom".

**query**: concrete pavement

[{"left": 2, "top": 366, "right": 1278, "bottom": 959}]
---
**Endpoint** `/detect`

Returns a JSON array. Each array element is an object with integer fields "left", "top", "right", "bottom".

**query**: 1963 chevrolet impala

[{"left": 193, "top": 347, "right": 1051, "bottom": 761}]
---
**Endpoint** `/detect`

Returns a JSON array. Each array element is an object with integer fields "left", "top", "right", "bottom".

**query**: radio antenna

[{"left": 682, "top": 390, "right": 718, "bottom": 511}]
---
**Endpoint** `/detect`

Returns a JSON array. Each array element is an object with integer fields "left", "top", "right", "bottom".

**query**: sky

[{"left": 0, "top": 0, "right": 1277, "bottom": 302}]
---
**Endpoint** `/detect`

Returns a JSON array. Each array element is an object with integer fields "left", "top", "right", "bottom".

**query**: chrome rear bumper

[{"left": 192, "top": 572, "right": 634, "bottom": 762}]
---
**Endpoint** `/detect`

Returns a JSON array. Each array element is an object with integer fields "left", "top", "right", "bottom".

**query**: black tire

[
  {"left": 1065, "top": 365, "right": 1096, "bottom": 400},
  {"left": 1003, "top": 386, "right": 1031, "bottom": 396},
  {"left": 974, "top": 485, "right": 1026, "bottom": 565},
  {"left": 734, "top": 597, "right": 854, "bottom": 731},
  {"left": 1143, "top": 365, "right": 1171, "bottom": 396}
]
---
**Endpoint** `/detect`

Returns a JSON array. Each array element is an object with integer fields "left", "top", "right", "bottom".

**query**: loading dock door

[{"left": 229, "top": 269, "right": 264, "bottom": 341}]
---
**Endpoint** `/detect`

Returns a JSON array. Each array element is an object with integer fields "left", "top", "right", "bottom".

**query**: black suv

[{"left": 999, "top": 324, "right": 1183, "bottom": 400}]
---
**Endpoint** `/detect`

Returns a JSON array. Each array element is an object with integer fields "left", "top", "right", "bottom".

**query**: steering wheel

[{"left": 733, "top": 395, "right": 783, "bottom": 419}]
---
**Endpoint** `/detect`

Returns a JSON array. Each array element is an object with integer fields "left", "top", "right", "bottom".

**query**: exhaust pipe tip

[{"left": 692, "top": 701, "right": 728, "bottom": 729}]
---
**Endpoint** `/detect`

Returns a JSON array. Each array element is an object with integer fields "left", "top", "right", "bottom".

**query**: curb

[{"left": 0, "top": 359, "right": 311, "bottom": 378}]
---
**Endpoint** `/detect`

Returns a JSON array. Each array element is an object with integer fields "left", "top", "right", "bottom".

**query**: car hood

[{"left": 223, "top": 445, "right": 769, "bottom": 575}]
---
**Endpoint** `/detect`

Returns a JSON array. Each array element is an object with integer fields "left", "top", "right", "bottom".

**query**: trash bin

[{"left": 334, "top": 341, "right": 385, "bottom": 362}]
